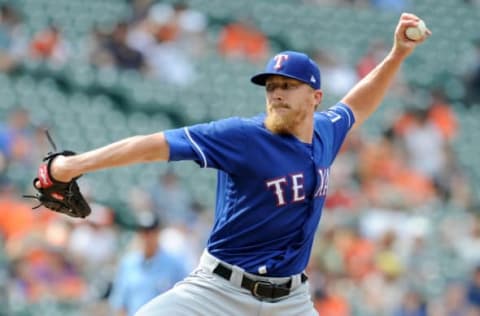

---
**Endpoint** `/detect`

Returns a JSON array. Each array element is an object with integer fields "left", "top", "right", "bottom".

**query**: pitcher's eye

[
  {"left": 283, "top": 82, "right": 300, "bottom": 90},
  {"left": 265, "top": 83, "right": 277, "bottom": 92},
  {"left": 266, "top": 82, "right": 299, "bottom": 92}
]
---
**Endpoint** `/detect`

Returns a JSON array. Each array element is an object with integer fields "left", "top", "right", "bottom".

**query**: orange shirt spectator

[
  {"left": 393, "top": 110, "right": 415, "bottom": 136},
  {"left": 395, "top": 102, "right": 457, "bottom": 141},
  {"left": 357, "top": 133, "right": 404, "bottom": 183},
  {"left": 315, "top": 294, "right": 351, "bottom": 316},
  {"left": 218, "top": 18, "right": 269, "bottom": 63},
  {"left": 0, "top": 197, "right": 35, "bottom": 240},
  {"left": 0, "top": 190, "right": 56, "bottom": 242},
  {"left": 30, "top": 25, "right": 69, "bottom": 64},
  {"left": 428, "top": 102, "right": 458, "bottom": 140},
  {"left": 342, "top": 231, "right": 376, "bottom": 281},
  {"left": 391, "top": 169, "right": 435, "bottom": 205}
]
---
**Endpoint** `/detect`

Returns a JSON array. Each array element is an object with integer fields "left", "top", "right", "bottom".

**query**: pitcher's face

[{"left": 264, "top": 76, "right": 319, "bottom": 135}]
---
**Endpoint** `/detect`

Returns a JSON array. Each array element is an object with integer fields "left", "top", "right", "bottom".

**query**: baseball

[{"left": 405, "top": 19, "right": 427, "bottom": 41}]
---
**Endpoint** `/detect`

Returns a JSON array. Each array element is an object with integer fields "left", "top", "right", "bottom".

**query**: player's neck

[
  {"left": 290, "top": 107, "right": 315, "bottom": 144},
  {"left": 284, "top": 115, "right": 314, "bottom": 143},
  {"left": 291, "top": 121, "right": 314, "bottom": 144}
]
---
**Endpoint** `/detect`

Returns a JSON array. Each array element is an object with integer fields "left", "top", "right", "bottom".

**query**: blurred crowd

[
  {"left": 0, "top": 0, "right": 478, "bottom": 100},
  {"left": 0, "top": 0, "right": 480, "bottom": 315}
]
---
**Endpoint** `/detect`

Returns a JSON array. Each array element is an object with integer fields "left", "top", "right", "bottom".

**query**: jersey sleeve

[
  {"left": 317, "top": 102, "right": 355, "bottom": 163},
  {"left": 164, "top": 117, "right": 246, "bottom": 174}
]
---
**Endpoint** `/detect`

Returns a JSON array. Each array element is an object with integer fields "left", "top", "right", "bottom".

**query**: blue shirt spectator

[
  {"left": 467, "top": 266, "right": 480, "bottom": 308},
  {"left": 394, "top": 290, "right": 427, "bottom": 316},
  {"left": 109, "top": 212, "right": 188, "bottom": 316}
]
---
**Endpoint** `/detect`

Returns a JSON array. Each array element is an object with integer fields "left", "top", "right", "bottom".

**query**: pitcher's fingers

[{"left": 401, "top": 12, "right": 421, "bottom": 21}]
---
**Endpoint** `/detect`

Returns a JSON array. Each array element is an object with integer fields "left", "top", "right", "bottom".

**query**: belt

[{"left": 212, "top": 263, "right": 308, "bottom": 300}]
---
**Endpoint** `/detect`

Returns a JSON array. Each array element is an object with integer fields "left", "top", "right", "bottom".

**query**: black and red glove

[{"left": 24, "top": 133, "right": 91, "bottom": 218}]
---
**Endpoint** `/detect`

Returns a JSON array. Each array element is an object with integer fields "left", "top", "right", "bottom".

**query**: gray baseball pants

[{"left": 135, "top": 250, "right": 318, "bottom": 316}]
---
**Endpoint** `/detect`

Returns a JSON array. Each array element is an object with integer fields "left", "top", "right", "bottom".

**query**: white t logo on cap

[
  {"left": 274, "top": 54, "right": 289, "bottom": 70},
  {"left": 310, "top": 75, "right": 316, "bottom": 83}
]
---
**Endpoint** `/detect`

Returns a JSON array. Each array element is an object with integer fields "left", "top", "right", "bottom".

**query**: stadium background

[{"left": 0, "top": 0, "right": 479, "bottom": 315}]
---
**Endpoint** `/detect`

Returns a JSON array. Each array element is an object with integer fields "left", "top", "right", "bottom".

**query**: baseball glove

[{"left": 23, "top": 131, "right": 91, "bottom": 218}]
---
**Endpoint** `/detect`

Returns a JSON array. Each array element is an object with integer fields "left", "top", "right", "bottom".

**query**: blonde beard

[{"left": 265, "top": 106, "right": 306, "bottom": 135}]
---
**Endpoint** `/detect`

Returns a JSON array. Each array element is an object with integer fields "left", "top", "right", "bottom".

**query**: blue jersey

[{"left": 165, "top": 102, "right": 354, "bottom": 277}]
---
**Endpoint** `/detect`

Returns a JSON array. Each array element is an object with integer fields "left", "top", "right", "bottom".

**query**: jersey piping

[{"left": 184, "top": 127, "right": 207, "bottom": 168}]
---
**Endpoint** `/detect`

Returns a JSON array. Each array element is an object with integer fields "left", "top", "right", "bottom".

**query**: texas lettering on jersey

[
  {"left": 265, "top": 167, "right": 330, "bottom": 206},
  {"left": 165, "top": 102, "right": 355, "bottom": 275}
]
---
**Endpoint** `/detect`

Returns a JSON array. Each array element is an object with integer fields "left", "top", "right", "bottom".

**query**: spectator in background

[
  {"left": 67, "top": 199, "right": 118, "bottom": 272},
  {"left": 170, "top": 1, "right": 208, "bottom": 58},
  {"left": 464, "top": 39, "right": 480, "bottom": 105},
  {"left": 402, "top": 108, "right": 446, "bottom": 181},
  {"left": 62, "top": 203, "right": 117, "bottom": 312},
  {"left": 403, "top": 234, "right": 432, "bottom": 290},
  {"left": 0, "top": 184, "right": 46, "bottom": 244},
  {"left": 393, "top": 289, "right": 427, "bottom": 316},
  {"left": 0, "top": 4, "right": 27, "bottom": 72},
  {"left": 311, "top": 226, "right": 346, "bottom": 278},
  {"left": 129, "top": 2, "right": 196, "bottom": 86},
  {"left": 394, "top": 90, "right": 458, "bottom": 142},
  {"left": 103, "top": 22, "right": 147, "bottom": 72},
  {"left": 0, "top": 108, "right": 34, "bottom": 166},
  {"left": 109, "top": 212, "right": 187, "bottom": 316},
  {"left": 369, "top": 231, "right": 407, "bottom": 314},
  {"left": 9, "top": 245, "right": 86, "bottom": 303},
  {"left": 85, "top": 26, "right": 114, "bottom": 68},
  {"left": 375, "top": 230, "right": 404, "bottom": 281},
  {"left": 466, "top": 266, "right": 480, "bottom": 312},
  {"left": 343, "top": 226, "right": 376, "bottom": 282},
  {"left": 313, "top": 282, "right": 351, "bottom": 316},
  {"left": 30, "top": 24, "right": 70, "bottom": 65},
  {"left": 429, "top": 282, "right": 476, "bottom": 316},
  {"left": 393, "top": 103, "right": 467, "bottom": 204},
  {"left": 217, "top": 16, "right": 270, "bottom": 64},
  {"left": 127, "top": 2, "right": 173, "bottom": 54},
  {"left": 129, "top": 0, "right": 155, "bottom": 24},
  {"left": 313, "top": 49, "right": 358, "bottom": 97},
  {"left": 360, "top": 267, "right": 406, "bottom": 315},
  {"left": 358, "top": 127, "right": 436, "bottom": 209},
  {"left": 454, "top": 217, "right": 480, "bottom": 271},
  {"left": 427, "top": 89, "right": 458, "bottom": 141}
]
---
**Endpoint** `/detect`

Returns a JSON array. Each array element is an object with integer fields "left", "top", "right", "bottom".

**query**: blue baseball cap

[{"left": 251, "top": 51, "right": 321, "bottom": 89}]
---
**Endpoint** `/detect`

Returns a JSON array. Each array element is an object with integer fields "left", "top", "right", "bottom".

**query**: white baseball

[{"left": 405, "top": 19, "right": 427, "bottom": 41}]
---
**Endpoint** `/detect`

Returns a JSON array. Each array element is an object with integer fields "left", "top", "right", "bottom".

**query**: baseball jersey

[{"left": 164, "top": 102, "right": 355, "bottom": 277}]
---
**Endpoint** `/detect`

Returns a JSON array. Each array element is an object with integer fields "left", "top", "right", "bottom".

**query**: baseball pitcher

[{"left": 29, "top": 13, "right": 430, "bottom": 316}]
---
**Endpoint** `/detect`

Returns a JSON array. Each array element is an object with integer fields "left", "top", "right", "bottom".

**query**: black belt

[{"left": 212, "top": 263, "right": 308, "bottom": 300}]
